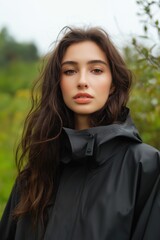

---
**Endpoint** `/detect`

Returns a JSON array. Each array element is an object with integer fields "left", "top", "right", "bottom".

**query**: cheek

[
  {"left": 94, "top": 79, "right": 112, "bottom": 95},
  {"left": 60, "top": 79, "right": 71, "bottom": 97}
]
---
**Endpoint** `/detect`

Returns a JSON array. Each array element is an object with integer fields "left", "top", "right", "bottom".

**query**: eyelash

[
  {"left": 63, "top": 70, "right": 76, "bottom": 75},
  {"left": 63, "top": 68, "right": 103, "bottom": 76},
  {"left": 91, "top": 69, "right": 103, "bottom": 74}
]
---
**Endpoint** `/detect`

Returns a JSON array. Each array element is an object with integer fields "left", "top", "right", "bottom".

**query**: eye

[
  {"left": 63, "top": 69, "right": 76, "bottom": 75},
  {"left": 91, "top": 68, "right": 103, "bottom": 74}
]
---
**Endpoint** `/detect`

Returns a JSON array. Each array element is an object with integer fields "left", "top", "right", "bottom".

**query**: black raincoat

[{"left": 1, "top": 113, "right": 160, "bottom": 240}]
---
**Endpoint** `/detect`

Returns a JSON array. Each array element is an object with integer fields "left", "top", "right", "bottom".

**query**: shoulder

[
  {"left": 0, "top": 181, "right": 20, "bottom": 239},
  {"left": 127, "top": 142, "right": 160, "bottom": 172},
  {"left": 3, "top": 180, "right": 21, "bottom": 214}
]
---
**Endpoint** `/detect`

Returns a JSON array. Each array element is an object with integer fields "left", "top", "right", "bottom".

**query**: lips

[
  {"left": 73, "top": 93, "right": 93, "bottom": 99},
  {"left": 73, "top": 93, "right": 93, "bottom": 104}
]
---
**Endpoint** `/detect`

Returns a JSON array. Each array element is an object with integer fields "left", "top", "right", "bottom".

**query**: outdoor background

[{"left": 0, "top": 0, "right": 160, "bottom": 217}]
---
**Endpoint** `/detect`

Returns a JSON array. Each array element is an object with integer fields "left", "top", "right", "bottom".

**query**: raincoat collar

[{"left": 60, "top": 111, "right": 142, "bottom": 166}]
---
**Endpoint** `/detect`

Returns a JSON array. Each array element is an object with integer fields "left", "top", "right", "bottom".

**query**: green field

[{"left": 0, "top": 61, "right": 39, "bottom": 217}]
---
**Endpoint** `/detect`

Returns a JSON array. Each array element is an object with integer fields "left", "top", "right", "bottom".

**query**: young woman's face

[{"left": 60, "top": 41, "right": 112, "bottom": 117}]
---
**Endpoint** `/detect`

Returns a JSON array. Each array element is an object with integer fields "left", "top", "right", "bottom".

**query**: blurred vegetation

[
  {"left": 132, "top": 0, "right": 160, "bottom": 69},
  {"left": 129, "top": 0, "right": 160, "bottom": 147},
  {"left": 0, "top": 28, "right": 40, "bottom": 217},
  {"left": 0, "top": 8, "right": 160, "bottom": 218},
  {"left": 0, "top": 27, "right": 39, "bottom": 66},
  {"left": 125, "top": 46, "right": 160, "bottom": 147}
]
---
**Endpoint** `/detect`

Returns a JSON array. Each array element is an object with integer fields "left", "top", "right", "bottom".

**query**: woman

[{"left": 0, "top": 26, "right": 160, "bottom": 240}]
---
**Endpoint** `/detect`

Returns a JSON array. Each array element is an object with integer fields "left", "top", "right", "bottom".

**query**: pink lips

[{"left": 73, "top": 93, "right": 93, "bottom": 104}]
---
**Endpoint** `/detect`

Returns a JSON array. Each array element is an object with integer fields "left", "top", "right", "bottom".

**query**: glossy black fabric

[{"left": 1, "top": 114, "right": 160, "bottom": 240}]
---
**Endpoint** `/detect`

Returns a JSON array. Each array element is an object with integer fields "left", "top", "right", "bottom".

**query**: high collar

[{"left": 60, "top": 112, "right": 142, "bottom": 166}]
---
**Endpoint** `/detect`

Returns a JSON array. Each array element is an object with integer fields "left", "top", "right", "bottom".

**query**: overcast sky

[{"left": 0, "top": 0, "right": 141, "bottom": 54}]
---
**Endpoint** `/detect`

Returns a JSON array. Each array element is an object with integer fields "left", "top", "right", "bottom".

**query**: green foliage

[
  {"left": 132, "top": 0, "right": 160, "bottom": 69},
  {"left": 0, "top": 69, "right": 38, "bottom": 218},
  {"left": 129, "top": 0, "right": 160, "bottom": 148},
  {"left": 0, "top": 27, "right": 40, "bottom": 217},
  {"left": 0, "top": 61, "right": 39, "bottom": 94},
  {"left": 0, "top": 27, "right": 39, "bottom": 66},
  {"left": 123, "top": 46, "right": 160, "bottom": 149}
]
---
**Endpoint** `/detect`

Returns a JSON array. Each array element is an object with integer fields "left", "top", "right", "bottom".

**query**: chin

[
  {"left": 73, "top": 109, "right": 100, "bottom": 115},
  {"left": 70, "top": 105, "right": 103, "bottom": 115}
]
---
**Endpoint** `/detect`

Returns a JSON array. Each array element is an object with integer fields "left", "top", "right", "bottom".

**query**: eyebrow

[{"left": 61, "top": 60, "right": 108, "bottom": 67}]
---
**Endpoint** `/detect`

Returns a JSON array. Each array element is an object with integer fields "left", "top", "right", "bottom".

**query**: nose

[{"left": 77, "top": 71, "right": 88, "bottom": 89}]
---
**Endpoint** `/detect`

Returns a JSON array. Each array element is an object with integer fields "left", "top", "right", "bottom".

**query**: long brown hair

[{"left": 14, "top": 26, "right": 132, "bottom": 223}]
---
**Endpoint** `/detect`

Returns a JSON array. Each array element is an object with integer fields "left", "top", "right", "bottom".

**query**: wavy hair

[{"left": 13, "top": 26, "right": 132, "bottom": 225}]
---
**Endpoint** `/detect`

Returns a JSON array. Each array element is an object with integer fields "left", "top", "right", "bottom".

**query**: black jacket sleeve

[
  {"left": 131, "top": 144, "right": 160, "bottom": 240},
  {"left": 0, "top": 183, "right": 19, "bottom": 240}
]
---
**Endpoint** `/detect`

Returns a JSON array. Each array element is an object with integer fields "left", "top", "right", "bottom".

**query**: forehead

[{"left": 62, "top": 41, "right": 107, "bottom": 62}]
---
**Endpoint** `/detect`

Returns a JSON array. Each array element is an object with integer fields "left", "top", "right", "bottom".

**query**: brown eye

[
  {"left": 92, "top": 69, "right": 103, "bottom": 74},
  {"left": 64, "top": 70, "right": 76, "bottom": 75}
]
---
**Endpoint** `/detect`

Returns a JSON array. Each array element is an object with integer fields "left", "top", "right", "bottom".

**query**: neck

[{"left": 74, "top": 114, "right": 90, "bottom": 130}]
